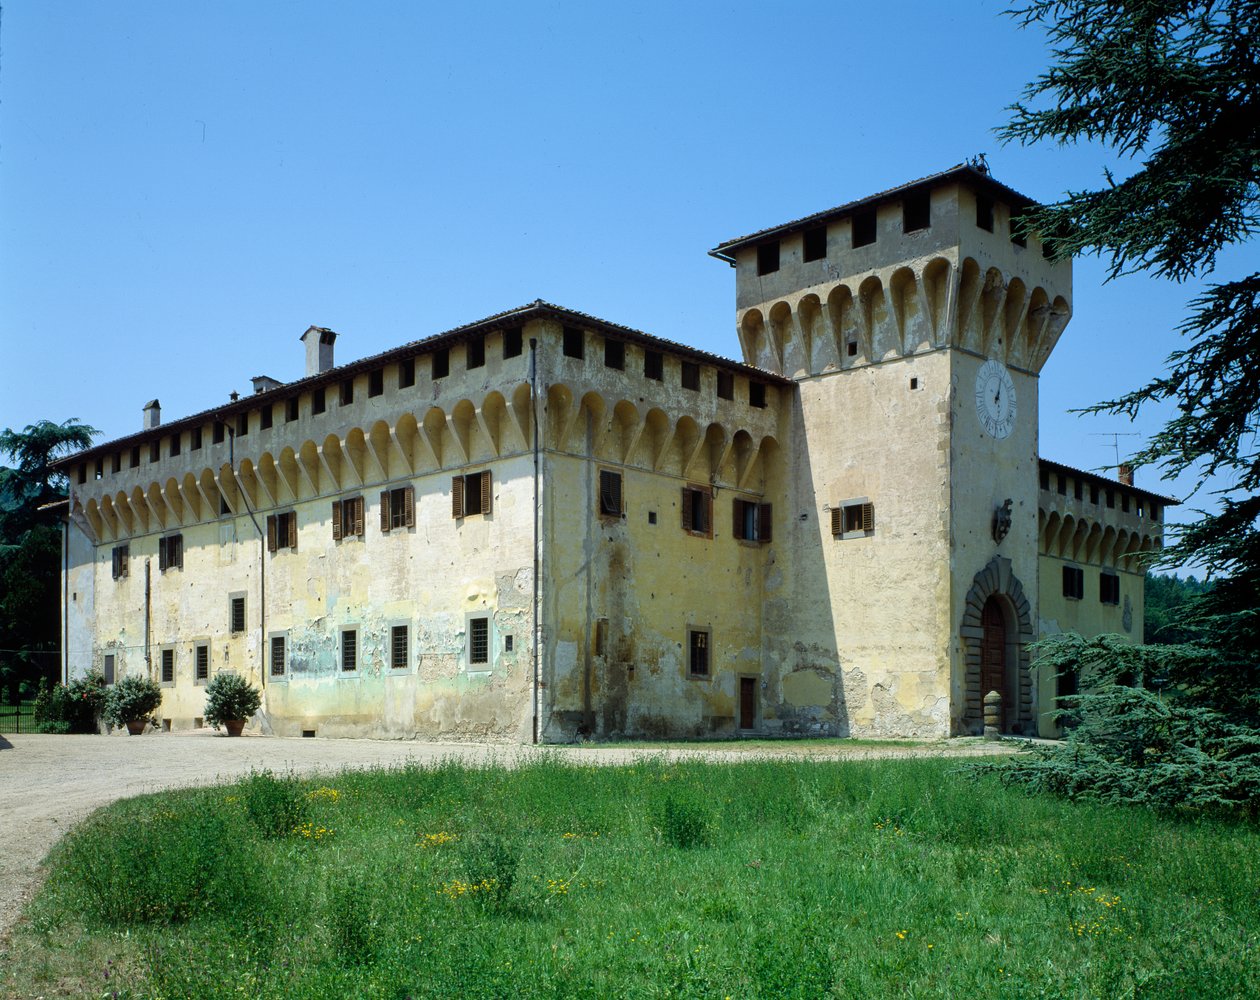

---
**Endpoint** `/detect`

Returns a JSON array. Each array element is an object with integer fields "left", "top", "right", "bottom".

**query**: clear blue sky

[{"left": 3, "top": 1, "right": 1254, "bottom": 534}]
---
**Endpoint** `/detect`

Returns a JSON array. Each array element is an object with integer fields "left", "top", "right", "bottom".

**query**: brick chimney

[
  {"left": 301, "top": 326, "right": 336, "bottom": 376},
  {"left": 1118, "top": 464, "right": 1134, "bottom": 486},
  {"left": 143, "top": 399, "right": 161, "bottom": 429}
]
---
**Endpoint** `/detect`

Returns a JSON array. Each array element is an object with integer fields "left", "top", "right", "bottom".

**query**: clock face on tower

[{"left": 975, "top": 359, "right": 1017, "bottom": 440}]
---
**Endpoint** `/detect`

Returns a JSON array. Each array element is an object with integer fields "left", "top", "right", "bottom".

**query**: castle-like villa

[{"left": 56, "top": 165, "right": 1171, "bottom": 741}]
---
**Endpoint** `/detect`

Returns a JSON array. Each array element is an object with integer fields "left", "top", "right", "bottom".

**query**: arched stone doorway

[{"left": 961, "top": 556, "right": 1034, "bottom": 734}]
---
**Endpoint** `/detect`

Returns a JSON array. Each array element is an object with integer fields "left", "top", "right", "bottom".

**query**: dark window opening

[
  {"left": 503, "top": 327, "right": 523, "bottom": 358},
  {"left": 432, "top": 348, "right": 450, "bottom": 379},
  {"left": 909, "top": 377, "right": 919, "bottom": 390},
  {"left": 161, "top": 648, "right": 174, "bottom": 684},
  {"left": 112, "top": 544, "right": 129, "bottom": 580},
  {"left": 1074, "top": 480, "right": 1083, "bottom": 501},
  {"left": 688, "top": 629, "right": 709, "bottom": 678},
  {"left": 832, "top": 501, "right": 874, "bottom": 537},
  {"left": 852, "top": 208, "right": 877, "bottom": 248},
  {"left": 847, "top": 341, "right": 858, "bottom": 358},
  {"left": 681, "top": 361, "right": 700, "bottom": 391},
  {"left": 267, "top": 511, "right": 298, "bottom": 552},
  {"left": 77, "top": 464, "right": 87, "bottom": 484},
  {"left": 339, "top": 379, "right": 354, "bottom": 406},
  {"left": 103, "top": 654, "right": 115, "bottom": 685},
  {"left": 368, "top": 369, "right": 384, "bottom": 397},
  {"left": 260, "top": 406, "right": 273, "bottom": 430},
  {"left": 270, "top": 636, "right": 285, "bottom": 677},
  {"left": 803, "top": 226, "right": 827, "bottom": 262},
  {"left": 195, "top": 644, "right": 209, "bottom": 682},
  {"left": 717, "top": 371, "right": 734, "bottom": 400},
  {"left": 756, "top": 242, "right": 780, "bottom": 276},
  {"left": 342, "top": 630, "right": 357, "bottom": 671},
  {"left": 749, "top": 383, "right": 766, "bottom": 408},
  {"left": 235, "top": 413, "right": 248, "bottom": 437},
  {"left": 286, "top": 398, "right": 299, "bottom": 422},
  {"left": 1040, "top": 468, "right": 1051, "bottom": 490},
  {"left": 1063, "top": 565, "right": 1085, "bottom": 600},
  {"left": 604, "top": 339, "right": 625, "bottom": 371},
  {"left": 598, "top": 469, "right": 623, "bottom": 517},
  {"left": 1057, "top": 474, "right": 1067, "bottom": 496},
  {"left": 130, "top": 447, "right": 141, "bottom": 468},
  {"left": 312, "top": 389, "right": 326, "bottom": 415},
  {"left": 644, "top": 350, "right": 663, "bottom": 381},
  {"left": 391, "top": 625, "right": 408, "bottom": 670},
  {"left": 1090, "top": 483, "right": 1100, "bottom": 504},
  {"left": 469, "top": 617, "right": 489, "bottom": 665},
  {"left": 381, "top": 486, "right": 415, "bottom": 531},
  {"left": 1106, "top": 489, "right": 1115, "bottom": 509},
  {"left": 563, "top": 326, "right": 585, "bottom": 359},
  {"left": 230, "top": 596, "right": 246, "bottom": 634},
  {"left": 191, "top": 427, "right": 202, "bottom": 450},
  {"left": 399, "top": 359, "right": 416, "bottom": 388},
  {"left": 466, "top": 336, "right": 486, "bottom": 370},
  {"left": 169, "top": 435, "right": 180, "bottom": 457},
  {"left": 1100, "top": 572, "right": 1121, "bottom": 606},
  {"left": 681, "top": 486, "right": 711, "bottom": 537},
  {"left": 976, "top": 195, "right": 994, "bottom": 232},
  {"left": 902, "top": 190, "right": 931, "bottom": 232},
  {"left": 150, "top": 441, "right": 161, "bottom": 463}
]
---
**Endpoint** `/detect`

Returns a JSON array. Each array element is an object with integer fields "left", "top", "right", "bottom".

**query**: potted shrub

[
  {"left": 102, "top": 675, "right": 163, "bottom": 735},
  {"left": 203, "top": 673, "right": 262, "bottom": 736}
]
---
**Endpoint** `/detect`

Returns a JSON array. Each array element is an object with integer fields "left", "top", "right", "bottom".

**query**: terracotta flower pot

[
  {"left": 224, "top": 719, "right": 245, "bottom": 737},
  {"left": 125, "top": 719, "right": 147, "bottom": 736}
]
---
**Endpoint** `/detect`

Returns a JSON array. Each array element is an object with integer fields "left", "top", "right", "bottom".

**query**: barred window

[
  {"left": 161, "top": 648, "right": 175, "bottom": 684},
  {"left": 391, "top": 625, "right": 409, "bottom": 670},
  {"left": 342, "top": 629, "right": 357, "bottom": 672},
  {"left": 688, "top": 628, "right": 710, "bottom": 678},
  {"left": 195, "top": 644, "right": 209, "bottom": 683},
  {"left": 468, "top": 617, "right": 489, "bottom": 666},
  {"left": 270, "top": 635, "right": 286, "bottom": 677},
  {"left": 229, "top": 595, "right": 246, "bottom": 634}
]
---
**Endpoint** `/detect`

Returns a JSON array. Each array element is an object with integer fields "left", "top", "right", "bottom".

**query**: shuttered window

[
  {"left": 1063, "top": 566, "right": 1084, "bottom": 600},
  {"left": 452, "top": 471, "right": 491, "bottom": 518},
  {"left": 599, "top": 469, "right": 623, "bottom": 517},
  {"left": 158, "top": 534, "right": 183, "bottom": 571},
  {"left": 1100, "top": 571, "right": 1120, "bottom": 606},
  {"left": 332, "top": 496, "right": 365, "bottom": 539},
  {"left": 267, "top": 511, "right": 298, "bottom": 551},
  {"left": 380, "top": 486, "right": 416, "bottom": 532},
  {"left": 832, "top": 501, "right": 874, "bottom": 538},
  {"left": 681, "top": 486, "right": 712, "bottom": 537},
  {"left": 732, "top": 499, "right": 772, "bottom": 542},
  {"left": 112, "top": 544, "right": 129, "bottom": 580}
]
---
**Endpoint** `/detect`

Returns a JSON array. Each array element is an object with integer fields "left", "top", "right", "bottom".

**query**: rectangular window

[
  {"left": 1074, "top": 479, "right": 1083, "bottom": 501},
  {"left": 466, "top": 335, "right": 486, "bottom": 370},
  {"left": 1100, "top": 572, "right": 1121, "bottom": 606},
  {"left": 1090, "top": 483, "right": 1100, "bottom": 504},
  {"left": 1122, "top": 494, "right": 1130, "bottom": 513},
  {"left": 312, "top": 388, "right": 326, "bottom": 414},
  {"left": 749, "top": 383, "right": 766, "bottom": 408},
  {"left": 1057, "top": 474, "right": 1067, "bottom": 496},
  {"left": 267, "top": 511, "right": 298, "bottom": 551},
  {"left": 341, "top": 629, "right": 358, "bottom": 672},
  {"left": 852, "top": 208, "right": 877, "bottom": 248},
  {"left": 1040, "top": 468, "right": 1050, "bottom": 490},
  {"left": 112, "top": 544, "right": 129, "bottom": 580},
  {"left": 831, "top": 500, "right": 874, "bottom": 538},
  {"left": 260, "top": 406, "right": 273, "bottom": 430},
  {"left": 644, "top": 350, "right": 663, "bottom": 381},
  {"left": 976, "top": 194, "right": 994, "bottom": 232},
  {"left": 103, "top": 653, "right": 115, "bottom": 686},
  {"left": 161, "top": 647, "right": 175, "bottom": 684},
  {"left": 432, "top": 348, "right": 450, "bottom": 379},
  {"left": 332, "top": 495, "right": 365, "bottom": 539},
  {"left": 846, "top": 341, "right": 858, "bottom": 357},
  {"left": 1106, "top": 489, "right": 1115, "bottom": 509},
  {"left": 286, "top": 397, "right": 299, "bottom": 422},
  {"left": 503, "top": 327, "right": 523, "bottom": 358},
  {"left": 756, "top": 242, "right": 780, "bottom": 276},
  {"left": 77, "top": 464, "right": 87, "bottom": 484},
  {"left": 270, "top": 635, "right": 286, "bottom": 677},
  {"left": 681, "top": 485, "right": 712, "bottom": 537},
  {"left": 681, "top": 361, "right": 701, "bottom": 392},
  {"left": 130, "top": 446, "right": 141, "bottom": 469},
  {"left": 563, "top": 326, "right": 585, "bottom": 359},
  {"left": 598, "top": 469, "right": 623, "bottom": 517},
  {"left": 1062, "top": 565, "right": 1085, "bottom": 600},
  {"left": 604, "top": 339, "right": 625, "bottom": 371},
  {"left": 1010, "top": 207, "right": 1028, "bottom": 248},
  {"left": 468, "top": 617, "right": 489, "bottom": 666},
  {"left": 195, "top": 644, "right": 209, "bottom": 683},
  {"left": 452, "top": 471, "right": 492, "bottom": 518},
  {"left": 717, "top": 371, "right": 734, "bottom": 400},
  {"left": 391, "top": 625, "right": 409, "bottom": 670},
  {"left": 903, "top": 190, "right": 931, "bottom": 232},
  {"left": 399, "top": 358, "right": 416, "bottom": 388},
  {"left": 191, "top": 427, "right": 203, "bottom": 450},
  {"left": 340, "top": 379, "right": 354, "bottom": 406},
  {"left": 236, "top": 413, "right": 249, "bottom": 437},
  {"left": 169, "top": 434, "right": 181, "bottom": 457},
  {"left": 380, "top": 485, "right": 416, "bottom": 532},
  {"left": 803, "top": 226, "right": 827, "bottom": 262},
  {"left": 368, "top": 369, "right": 384, "bottom": 397},
  {"left": 158, "top": 533, "right": 183, "bottom": 571},
  {"left": 230, "top": 595, "right": 246, "bottom": 634},
  {"left": 150, "top": 441, "right": 161, "bottom": 463},
  {"left": 732, "top": 498, "right": 772, "bottom": 542},
  {"left": 688, "top": 628, "right": 710, "bottom": 678}
]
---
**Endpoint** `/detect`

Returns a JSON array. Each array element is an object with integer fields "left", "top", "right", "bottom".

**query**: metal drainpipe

[
  {"left": 225, "top": 423, "right": 266, "bottom": 689},
  {"left": 61, "top": 517, "right": 69, "bottom": 685},
  {"left": 530, "top": 336, "right": 540, "bottom": 745},
  {"left": 144, "top": 559, "right": 152, "bottom": 669}
]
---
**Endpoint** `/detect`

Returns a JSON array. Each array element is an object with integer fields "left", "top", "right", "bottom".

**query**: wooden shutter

[
  {"left": 352, "top": 496, "right": 365, "bottom": 536},
  {"left": 732, "top": 499, "right": 742, "bottom": 539},
  {"left": 404, "top": 486, "right": 415, "bottom": 527},
  {"left": 758, "top": 503, "right": 772, "bottom": 543},
  {"left": 681, "top": 487, "right": 692, "bottom": 531},
  {"left": 479, "top": 471, "right": 492, "bottom": 515},
  {"left": 287, "top": 512, "right": 298, "bottom": 550},
  {"left": 173, "top": 536, "right": 182, "bottom": 569},
  {"left": 701, "top": 491, "right": 712, "bottom": 537},
  {"left": 599, "top": 470, "right": 621, "bottom": 516},
  {"left": 267, "top": 514, "right": 277, "bottom": 551},
  {"left": 830, "top": 507, "right": 842, "bottom": 536},
  {"left": 861, "top": 502, "right": 874, "bottom": 532},
  {"left": 380, "top": 490, "right": 391, "bottom": 533},
  {"left": 452, "top": 475, "right": 464, "bottom": 518},
  {"left": 332, "top": 500, "right": 343, "bottom": 540}
]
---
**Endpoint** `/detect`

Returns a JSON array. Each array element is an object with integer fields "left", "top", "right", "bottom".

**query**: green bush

[
  {"left": 241, "top": 768, "right": 309, "bottom": 838},
  {"left": 102, "top": 674, "right": 162, "bottom": 728},
  {"left": 203, "top": 672, "right": 262, "bottom": 729},
  {"left": 31, "top": 670, "right": 106, "bottom": 733},
  {"left": 457, "top": 833, "right": 519, "bottom": 910}
]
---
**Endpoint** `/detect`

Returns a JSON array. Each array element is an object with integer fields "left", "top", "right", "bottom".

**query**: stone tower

[{"left": 710, "top": 164, "right": 1072, "bottom": 736}]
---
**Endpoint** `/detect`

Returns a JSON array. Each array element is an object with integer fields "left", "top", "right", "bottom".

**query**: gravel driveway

[{"left": 0, "top": 730, "right": 1013, "bottom": 942}]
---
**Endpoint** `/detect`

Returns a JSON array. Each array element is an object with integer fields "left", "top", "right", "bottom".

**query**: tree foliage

[
  {"left": 1143, "top": 571, "right": 1210, "bottom": 644},
  {"left": 0, "top": 419, "right": 97, "bottom": 701},
  {"left": 1002, "top": 0, "right": 1260, "bottom": 721}
]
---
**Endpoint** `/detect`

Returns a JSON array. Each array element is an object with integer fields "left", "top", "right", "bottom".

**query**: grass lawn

[{"left": 4, "top": 757, "right": 1257, "bottom": 998}]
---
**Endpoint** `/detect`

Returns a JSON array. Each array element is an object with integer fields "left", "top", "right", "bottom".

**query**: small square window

[
  {"left": 717, "top": 372, "right": 734, "bottom": 400},
  {"left": 687, "top": 628, "right": 710, "bottom": 678},
  {"left": 391, "top": 624, "right": 409, "bottom": 670},
  {"left": 852, "top": 208, "right": 877, "bottom": 248},
  {"left": 903, "top": 191, "right": 931, "bottom": 233},
  {"left": 976, "top": 195, "right": 994, "bottom": 232},
  {"left": 756, "top": 242, "right": 780, "bottom": 276},
  {"left": 644, "top": 350, "right": 663, "bottom": 381},
  {"left": 831, "top": 500, "right": 874, "bottom": 538},
  {"left": 681, "top": 361, "right": 700, "bottom": 392},
  {"left": 286, "top": 397, "right": 299, "bottom": 422},
  {"left": 749, "top": 383, "right": 766, "bottom": 408},
  {"left": 270, "top": 635, "right": 286, "bottom": 677},
  {"left": 605, "top": 339, "right": 625, "bottom": 371},
  {"left": 342, "top": 629, "right": 358, "bottom": 671},
  {"left": 503, "top": 327, "right": 523, "bottom": 359},
  {"left": 599, "top": 469, "right": 623, "bottom": 517},
  {"left": 230, "top": 595, "right": 246, "bottom": 634},
  {"left": 846, "top": 341, "right": 858, "bottom": 358},
  {"left": 563, "top": 326, "right": 585, "bottom": 359},
  {"left": 368, "top": 369, "right": 384, "bottom": 397},
  {"left": 312, "top": 389, "right": 326, "bottom": 415},
  {"left": 260, "top": 406, "right": 273, "bottom": 430},
  {"left": 909, "top": 377, "right": 919, "bottom": 391},
  {"left": 803, "top": 226, "right": 827, "bottom": 262},
  {"left": 195, "top": 644, "right": 210, "bottom": 684},
  {"left": 432, "top": 348, "right": 450, "bottom": 379},
  {"left": 468, "top": 617, "right": 489, "bottom": 667},
  {"left": 732, "top": 498, "right": 771, "bottom": 542},
  {"left": 340, "top": 379, "right": 354, "bottom": 406},
  {"left": 466, "top": 336, "right": 486, "bottom": 370},
  {"left": 399, "top": 359, "right": 416, "bottom": 388}
]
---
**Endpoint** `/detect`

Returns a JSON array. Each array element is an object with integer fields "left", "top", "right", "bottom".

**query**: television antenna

[{"left": 1090, "top": 432, "right": 1140, "bottom": 470}]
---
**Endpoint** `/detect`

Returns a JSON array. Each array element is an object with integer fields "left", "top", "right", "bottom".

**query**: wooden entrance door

[
  {"left": 980, "top": 598, "right": 1006, "bottom": 732},
  {"left": 739, "top": 677, "right": 757, "bottom": 730}
]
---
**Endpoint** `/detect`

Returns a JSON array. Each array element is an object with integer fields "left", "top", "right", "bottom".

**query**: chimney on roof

[
  {"left": 252, "top": 375, "right": 283, "bottom": 394},
  {"left": 143, "top": 399, "right": 161, "bottom": 429},
  {"left": 301, "top": 326, "right": 337, "bottom": 376},
  {"left": 1118, "top": 464, "right": 1134, "bottom": 486}
]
